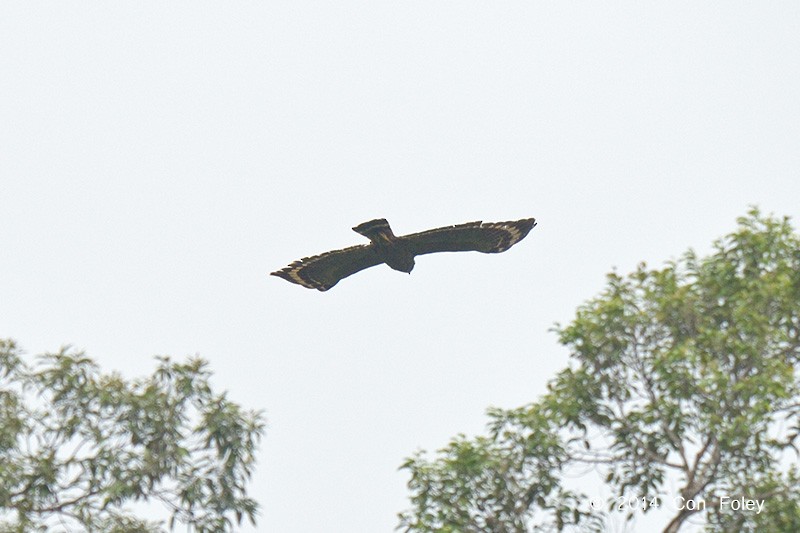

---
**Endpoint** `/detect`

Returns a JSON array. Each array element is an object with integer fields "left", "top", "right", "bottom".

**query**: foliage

[
  {"left": 399, "top": 208, "right": 800, "bottom": 532},
  {"left": 400, "top": 413, "right": 603, "bottom": 533},
  {"left": 0, "top": 340, "right": 265, "bottom": 532},
  {"left": 705, "top": 467, "right": 800, "bottom": 532}
]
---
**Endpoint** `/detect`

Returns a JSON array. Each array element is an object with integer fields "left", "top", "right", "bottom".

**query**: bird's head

[
  {"left": 399, "top": 257, "right": 415, "bottom": 273},
  {"left": 389, "top": 255, "right": 415, "bottom": 273}
]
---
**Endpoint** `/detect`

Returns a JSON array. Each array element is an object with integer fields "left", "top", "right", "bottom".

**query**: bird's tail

[{"left": 352, "top": 218, "right": 395, "bottom": 244}]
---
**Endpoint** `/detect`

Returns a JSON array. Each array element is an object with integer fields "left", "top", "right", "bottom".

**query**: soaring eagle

[{"left": 271, "top": 218, "right": 536, "bottom": 291}]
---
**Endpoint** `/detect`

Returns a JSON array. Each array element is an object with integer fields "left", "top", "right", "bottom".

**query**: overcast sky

[{"left": 2, "top": 3, "right": 799, "bottom": 532}]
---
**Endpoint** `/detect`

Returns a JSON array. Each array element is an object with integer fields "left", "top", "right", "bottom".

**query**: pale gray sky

[{"left": 1, "top": 3, "right": 799, "bottom": 532}]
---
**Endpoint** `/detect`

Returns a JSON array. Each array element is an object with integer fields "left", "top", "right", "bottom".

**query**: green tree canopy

[
  {"left": 400, "top": 209, "right": 800, "bottom": 532},
  {"left": 0, "top": 341, "right": 264, "bottom": 532}
]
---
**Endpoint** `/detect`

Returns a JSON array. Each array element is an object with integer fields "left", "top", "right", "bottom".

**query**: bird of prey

[{"left": 271, "top": 217, "right": 536, "bottom": 291}]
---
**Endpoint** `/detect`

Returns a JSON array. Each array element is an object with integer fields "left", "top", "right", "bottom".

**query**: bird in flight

[{"left": 271, "top": 217, "right": 536, "bottom": 291}]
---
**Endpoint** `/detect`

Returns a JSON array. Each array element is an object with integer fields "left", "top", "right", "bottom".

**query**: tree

[
  {"left": 399, "top": 208, "right": 800, "bottom": 532},
  {"left": 0, "top": 341, "right": 265, "bottom": 532}
]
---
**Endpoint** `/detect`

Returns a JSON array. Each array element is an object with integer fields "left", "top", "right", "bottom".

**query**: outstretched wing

[
  {"left": 271, "top": 244, "right": 383, "bottom": 291},
  {"left": 402, "top": 218, "right": 536, "bottom": 256}
]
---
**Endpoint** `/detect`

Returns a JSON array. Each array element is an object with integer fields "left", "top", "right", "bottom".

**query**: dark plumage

[{"left": 271, "top": 218, "right": 536, "bottom": 291}]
